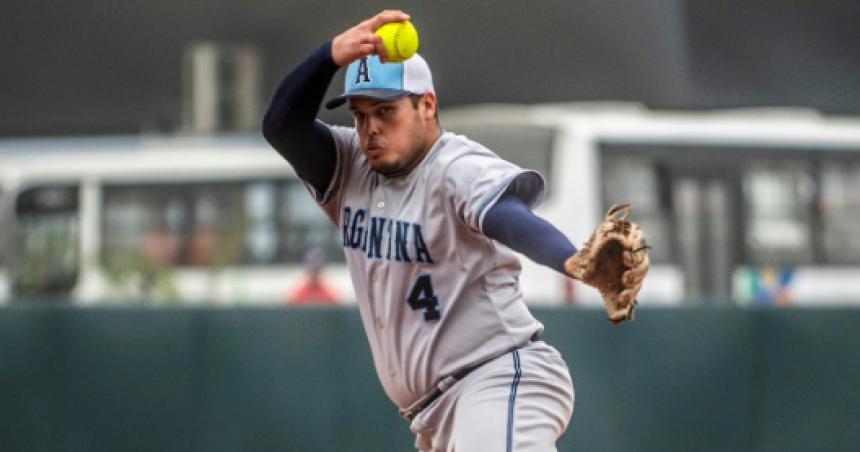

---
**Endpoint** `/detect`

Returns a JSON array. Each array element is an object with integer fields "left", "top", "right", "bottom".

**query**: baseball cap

[{"left": 325, "top": 54, "right": 435, "bottom": 109}]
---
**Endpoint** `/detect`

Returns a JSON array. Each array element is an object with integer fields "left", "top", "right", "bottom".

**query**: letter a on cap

[{"left": 355, "top": 58, "right": 371, "bottom": 85}]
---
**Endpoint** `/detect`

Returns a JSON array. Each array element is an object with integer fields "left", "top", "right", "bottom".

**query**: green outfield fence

[{"left": 1, "top": 305, "right": 858, "bottom": 452}]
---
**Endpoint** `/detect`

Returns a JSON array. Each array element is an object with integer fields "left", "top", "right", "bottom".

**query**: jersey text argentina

[
  {"left": 307, "top": 126, "right": 546, "bottom": 408},
  {"left": 341, "top": 208, "right": 435, "bottom": 265}
]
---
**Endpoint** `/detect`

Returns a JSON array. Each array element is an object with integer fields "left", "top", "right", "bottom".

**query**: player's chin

[{"left": 368, "top": 157, "right": 404, "bottom": 176}]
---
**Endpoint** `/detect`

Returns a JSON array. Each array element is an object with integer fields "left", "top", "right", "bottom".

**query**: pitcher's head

[{"left": 326, "top": 54, "right": 438, "bottom": 176}]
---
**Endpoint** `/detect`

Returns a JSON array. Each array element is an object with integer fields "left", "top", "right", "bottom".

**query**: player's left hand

[{"left": 564, "top": 204, "right": 650, "bottom": 325}]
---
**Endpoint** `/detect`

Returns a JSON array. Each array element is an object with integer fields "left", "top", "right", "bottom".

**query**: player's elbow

[
  {"left": 261, "top": 110, "right": 315, "bottom": 163},
  {"left": 261, "top": 108, "right": 283, "bottom": 145},
  {"left": 263, "top": 106, "right": 312, "bottom": 153}
]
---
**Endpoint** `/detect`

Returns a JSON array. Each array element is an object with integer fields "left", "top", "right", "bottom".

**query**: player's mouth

[{"left": 366, "top": 143, "right": 385, "bottom": 157}]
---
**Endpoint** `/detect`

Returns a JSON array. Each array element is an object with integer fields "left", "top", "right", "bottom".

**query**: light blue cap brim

[{"left": 324, "top": 88, "right": 411, "bottom": 109}]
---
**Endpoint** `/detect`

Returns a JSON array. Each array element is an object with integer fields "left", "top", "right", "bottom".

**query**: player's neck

[
  {"left": 412, "top": 126, "right": 442, "bottom": 171},
  {"left": 421, "top": 124, "right": 442, "bottom": 156}
]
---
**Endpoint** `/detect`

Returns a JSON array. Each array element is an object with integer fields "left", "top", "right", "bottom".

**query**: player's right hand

[{"left": 331, "top": 10, "right": 410, "bottom": 66}]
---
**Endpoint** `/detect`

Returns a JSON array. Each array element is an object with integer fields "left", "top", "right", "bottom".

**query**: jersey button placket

[
  {"left": 376, "top": 176, "right": 391, "bottom": 212},
  {"left": 373, "top": 179, "right": 395, "bottom": 381}
]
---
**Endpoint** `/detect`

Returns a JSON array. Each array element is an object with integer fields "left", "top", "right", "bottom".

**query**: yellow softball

[{"left": 374, "top": 21, "right": 419, "bottom": 63}]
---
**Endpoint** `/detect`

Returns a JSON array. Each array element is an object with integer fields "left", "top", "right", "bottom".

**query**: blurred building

[{"left": 2, "top": 1, "right": 860, "bottom": 136}]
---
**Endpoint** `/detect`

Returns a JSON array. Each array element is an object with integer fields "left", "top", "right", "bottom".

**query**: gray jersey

[{"left": 307, "top": 125, "right": 546, "bottom": 409}]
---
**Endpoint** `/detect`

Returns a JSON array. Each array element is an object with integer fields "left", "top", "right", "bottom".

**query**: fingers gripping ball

[
  {"left": 374, "top": 21, "right": 419, "bottom": 62},
  {"left": 565, "top": 204, "right": 651, "bottom": 325}
]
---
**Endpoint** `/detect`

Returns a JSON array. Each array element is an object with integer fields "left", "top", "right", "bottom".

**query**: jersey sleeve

[
  {"left": 443, "top": 151, "right": 546, "bottom": 234},
  {"left": 305, "top": 124, "right": 359, "bottom": 225}
]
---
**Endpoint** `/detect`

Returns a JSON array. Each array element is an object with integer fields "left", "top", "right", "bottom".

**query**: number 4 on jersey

[{"left": 407, "top": 274, "right": 441, "bottom": 321}]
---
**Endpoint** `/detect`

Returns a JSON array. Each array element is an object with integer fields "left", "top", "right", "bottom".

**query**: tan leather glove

[{"left": 565, "top": 204, "right": 650, "bottom": 325}]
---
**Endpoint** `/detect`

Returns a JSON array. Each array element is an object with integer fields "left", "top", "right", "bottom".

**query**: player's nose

[{"left": 366, "top": 116, "right": 383, "bottom": 135}]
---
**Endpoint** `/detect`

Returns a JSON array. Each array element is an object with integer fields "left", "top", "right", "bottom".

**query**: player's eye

[{"left": 377, "top": 106, "right": 394, "bottom": 118}]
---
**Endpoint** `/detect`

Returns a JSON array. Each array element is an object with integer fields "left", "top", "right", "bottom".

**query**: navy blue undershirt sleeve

[
  {"left": 262, "top": 41, "right": 339, "bottom": 196},
  {"left": 483, "top": 190, "right": 577, "bottom": 275}
]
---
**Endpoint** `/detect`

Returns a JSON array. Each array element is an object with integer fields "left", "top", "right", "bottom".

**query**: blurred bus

[
  {"left": 0, "top": 135, "right": 351, "bottom": 305},
  {"left": 1, "top": 104, "right": 859, "bottom": 306},
  {"left": 443, "top": 103, "right": 860, "bottom": 306}
]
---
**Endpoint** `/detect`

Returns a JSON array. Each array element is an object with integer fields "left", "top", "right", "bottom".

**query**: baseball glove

[{"left": 564, "top": 204, "right": 650, "bottom": 325}]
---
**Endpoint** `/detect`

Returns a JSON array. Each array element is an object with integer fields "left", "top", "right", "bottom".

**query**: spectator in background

[
  {"left": 141, "top": 223, "right": 180, "bottom": 267},
  {"left": 736, "top": 265, "right": 795, "bottom": 306},
  {"left": 286, "top": 247, "right": 340, "bottom": 305}
]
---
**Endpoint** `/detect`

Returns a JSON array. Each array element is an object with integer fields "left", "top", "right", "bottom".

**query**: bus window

[
  {"left": 0, "top": 188, "right": 4, "bottom": 269},
  {"left": 102, "top": 180, "right": 342, "bottom": 269},
  {"left": 742, "top": 162, "right": 815, "bottom": 264},
  {"left": 445, "top": 124, "right": 556, "bottom": 196},
  {"left": 104, "top": 181, "right": 254, "bottom": 268},
  {"left": 601, "top": 156, "right": 672, "bottom": 263},
  {"left": 244, "top": 182, "right": 279, "bottom": 264},
  {"left": 14, "top": 185, "right": 80, "bottom": 297},
  {"left": 820, "top": 162, "right": 860, "bottom": 263},
  {"left": 279, "top": 182, "right": 343, "bottom": 263}
]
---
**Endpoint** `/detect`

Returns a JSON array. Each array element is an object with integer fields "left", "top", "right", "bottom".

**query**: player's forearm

[
  {"left": 483, "top": 192, "right": 576, "bottom": 275},
  {"left": 262, "top": 41, "right": 339, "bottom": 194}
]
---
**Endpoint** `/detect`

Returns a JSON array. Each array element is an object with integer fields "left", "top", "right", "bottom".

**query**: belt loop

[{"left": 437, "top": 375, "right": 458, "bottom": 393}]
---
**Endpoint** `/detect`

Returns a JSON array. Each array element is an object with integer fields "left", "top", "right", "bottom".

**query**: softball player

[{"left": 264, "top": 10, "right": 579, "bottom": 451}]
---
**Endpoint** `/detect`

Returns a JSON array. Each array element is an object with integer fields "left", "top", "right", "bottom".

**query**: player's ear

[{"left": 421, "top": 93, "right": 437, "bottom": 121}]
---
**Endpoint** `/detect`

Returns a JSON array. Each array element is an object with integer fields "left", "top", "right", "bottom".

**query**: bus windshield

[
  {"left": 820, "top": 160, "right": 860, "bottom": 263},
  {"left": 14, "top": 185, "right": 80, "bottom": 298}
]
